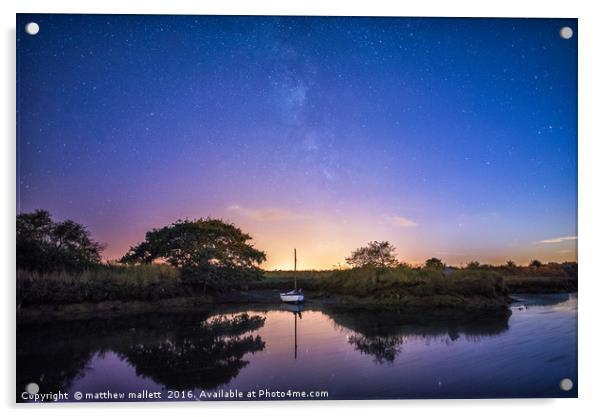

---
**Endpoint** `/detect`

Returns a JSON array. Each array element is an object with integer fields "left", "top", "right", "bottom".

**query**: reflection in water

[
  {"left": 326, "top": 308, "right": 511, "bottom": 364},
  {"left": 17, "top": 328, "right": 93, "bottom": 400},
  {"left": 16, "top": 294, "right": 577, "bottom": 401},
  {"left": 281, "top": 303, "right": 304, "bottom": 360},
  {"left": 347, "top": 334, "right": 402, "bottom": 364},
  {"left": 119, "top": 313, "right": 266, "bottom": 389},
  {"left": 17, "top": 312, "right": 266, "bottom": 399}
]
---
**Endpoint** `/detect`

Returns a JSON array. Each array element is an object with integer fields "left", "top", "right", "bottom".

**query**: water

[{"left": 17, "top": 293, "right": 577, "bottom": 401}]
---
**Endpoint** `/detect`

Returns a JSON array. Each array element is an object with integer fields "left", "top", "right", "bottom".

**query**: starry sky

[{"left": 17, "top": 14, "right": 577, "bottom": 269}]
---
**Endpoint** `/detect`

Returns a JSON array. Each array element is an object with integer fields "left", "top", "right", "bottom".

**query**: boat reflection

[{"left": 281, "top": 303, "right": 304, "bottom": 360}]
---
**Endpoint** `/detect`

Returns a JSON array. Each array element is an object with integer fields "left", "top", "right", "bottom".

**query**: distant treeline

[
  {"left": 267, "top": 262, "right": 578, "bottom": 278},
  {"left": 267, "top": 240, "right": 577, "bottom": 278}
]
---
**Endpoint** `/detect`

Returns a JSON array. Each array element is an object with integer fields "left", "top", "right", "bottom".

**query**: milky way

[{"left": 17, "top": 15, "right": 577, "bottom": 268}]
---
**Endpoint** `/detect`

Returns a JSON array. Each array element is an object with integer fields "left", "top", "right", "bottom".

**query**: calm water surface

[{"left": 17, "top": 293, "right": 577, "bottom": 401}]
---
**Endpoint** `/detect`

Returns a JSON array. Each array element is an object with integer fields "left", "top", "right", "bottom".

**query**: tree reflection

[
  {"left": 347, "top": 334, "right": 403, "bottom": 364},
  {"left": 17, "top": 305, "right": 514, "bottom": 400},
  {"left": 17, "top": 327, "right": 93, "bottom": 401},
  {"left": 327, "top": 307, "right": 511, "bottom": 363},
  {"left": 118, "top": 313, "right": 266, "bottom": 389},
  {"left": 16, "top": 311, "right": 266, "bottom": 401}
]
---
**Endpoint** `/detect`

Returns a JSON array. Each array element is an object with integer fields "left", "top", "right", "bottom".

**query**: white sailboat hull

[{"left": 280, "top": 293, "right": 304, "bottom": 303}]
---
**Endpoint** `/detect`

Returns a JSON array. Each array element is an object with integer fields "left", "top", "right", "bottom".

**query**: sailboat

[{"left": 280, "top": 248, "right": 304, "bottom": 303}]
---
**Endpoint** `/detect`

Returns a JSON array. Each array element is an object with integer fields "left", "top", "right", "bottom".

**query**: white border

[{"left": 2, "top": 1, "right": 601, "bottom": 416}]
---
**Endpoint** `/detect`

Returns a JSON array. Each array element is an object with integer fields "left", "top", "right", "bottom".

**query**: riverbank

[
  {"left": 16, "top": 266, "right": 576, "bottom": 323},
  {"left": 503, "top": 275, "right": 577, "bottom": 293},
  {"left": 18, "top": 288, "right": 511, "bottom": 323}
]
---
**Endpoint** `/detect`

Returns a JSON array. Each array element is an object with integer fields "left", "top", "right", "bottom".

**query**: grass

[
  {"left": 17, "top": 264, "right": 185, "bottom": 307},
  {"left": 503, "top": 275, "right": 578, "bottom": 293},
  {"left": 258, "top": 267, "right": 510, "bottom": 309},
  {"left": 17, "top": 263, "right": 577, "bottom": 311},
  {"left": 262, "top": 266, "right": 578, "bottom": 295},
  {"left": 264, "top": 270, "right": 336, "bottom": 280},
  {"left": 254, "top": 270, "right": 335, "bottom": 289}
]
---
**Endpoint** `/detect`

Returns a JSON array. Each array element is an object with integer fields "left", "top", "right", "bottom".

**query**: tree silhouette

[
  {"left": 466, "top": 261, "right": 481, "bottom": 269},
  {"left": 120, "top": 218, "right": 266, "bottom": 289},
  {"left": 345, "top": 241, "right": 399, "bottom": 269},
  {"left": 17, "top": 209, "right": 104, "bottom": 272},
  {"left": 424, "top": 257, "right": 445, "bottom": 269}
]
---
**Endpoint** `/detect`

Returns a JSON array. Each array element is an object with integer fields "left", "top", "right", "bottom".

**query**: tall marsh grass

[
  {"left": 259, "top": 266, "right": 509, "bottom": 308},
  {"left": 17, "top": 264, "right": 185, "bottom": 307}
]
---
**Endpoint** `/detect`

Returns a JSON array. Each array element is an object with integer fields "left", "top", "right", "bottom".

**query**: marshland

[{"left": 17, "top": 210, "right": 577, "bottom": 321}]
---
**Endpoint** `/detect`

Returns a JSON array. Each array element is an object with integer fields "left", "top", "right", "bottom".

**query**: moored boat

[
  {"left": 280, "top": 289, "right": 304, "bottom": 303},
  {"left": 280, "top": 248, "right": 305, "bottom": 303}
]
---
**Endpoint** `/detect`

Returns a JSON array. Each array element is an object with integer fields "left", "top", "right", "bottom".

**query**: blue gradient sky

[{"left": 17, "top": 15, "right": 577, "bottom": 268}]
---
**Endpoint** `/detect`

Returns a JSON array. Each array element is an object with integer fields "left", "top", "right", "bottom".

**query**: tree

[
  {"left": 17, "top": 209, "right": 103, "bottom": 272},
  {"left": 466, "top": 260, "right": 481, "bottom": 269},
  {"left": 345, "top": 241, "right": 398, "bottom": 269},
  {"left": 529, "top": 259, "right": 543, "bottom": 268},
  {"left": 120, "top": 218, "right": 266, "bottom": 290},
  {"left": 506, "top": 260, "right": 517, "bottom": 268},
  {"left": 424, "top": 257, "right": 445, "bottom": 269}
]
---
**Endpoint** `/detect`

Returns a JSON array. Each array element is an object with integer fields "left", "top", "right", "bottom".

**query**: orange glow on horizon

[{"left": 99, "top": 206, "right": 577, "bottom": 270}]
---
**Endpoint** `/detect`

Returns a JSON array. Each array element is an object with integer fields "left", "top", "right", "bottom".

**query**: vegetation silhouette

[
  {"left": 17, "top": 210, "right": 104, "bottom": 273},
  {"left": 299, "top": 265, "right": 509, "bottom": 309},
  {"left": 15, "top": 214, "right": 577, "bottom": 308},
  {"left": 424, "top": 257, "right": 445, "bottom": 270},
  {"left": 120, "top": 218, "right": 266, "bottom": 291},
  {"left": 345, "top": 241, "right": 399, "bottom": 269}
]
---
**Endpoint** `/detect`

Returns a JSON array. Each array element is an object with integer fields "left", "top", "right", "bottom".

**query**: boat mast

[{"left": 294, "top": 248, "right": 297, "bottom": 290}]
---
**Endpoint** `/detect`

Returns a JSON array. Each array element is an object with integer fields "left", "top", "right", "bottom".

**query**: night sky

[{"left": 17, "top": 15, "right": 577, "bottom": 269}]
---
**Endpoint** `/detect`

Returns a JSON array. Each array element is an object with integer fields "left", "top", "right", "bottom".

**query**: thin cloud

[
  {"left": 537, "top": 236, "right": 577, "bottom": 244},
  {"left": 388, "top": 215, "right": 418, "bottom": 228},
  {"left": 227, "top": 205, "right": 300, "bottom": 222}
]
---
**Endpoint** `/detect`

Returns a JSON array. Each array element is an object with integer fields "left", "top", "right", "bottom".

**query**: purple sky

[{"left": 17, "top": 15, "right": 577, "bottom": 268}]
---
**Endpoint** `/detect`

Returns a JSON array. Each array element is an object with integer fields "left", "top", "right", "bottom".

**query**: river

[{"left": 17, "top": 293, "right": 577, "bottom": 401}]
